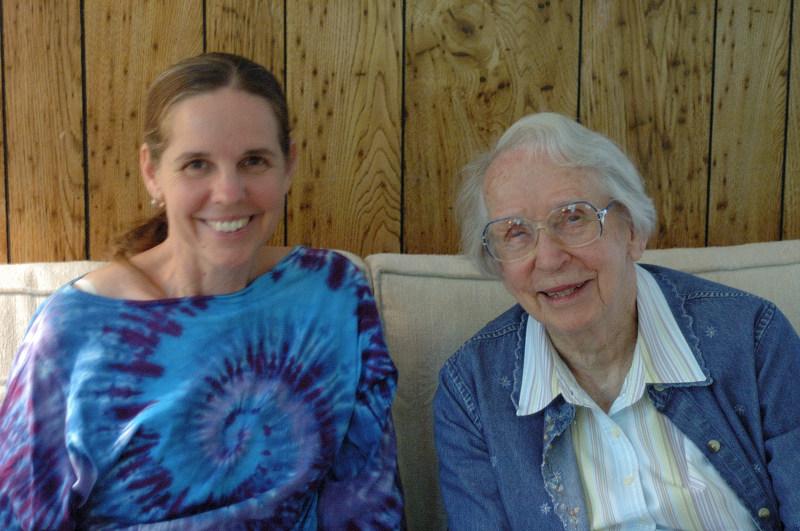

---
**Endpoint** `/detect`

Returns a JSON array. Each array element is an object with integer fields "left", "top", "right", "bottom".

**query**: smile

[
  {"left": 206, "top": 217, "right": 251, "bottom": 233},
  {"left": 543, "top": 281, "right": 587, "bottom": 299}
]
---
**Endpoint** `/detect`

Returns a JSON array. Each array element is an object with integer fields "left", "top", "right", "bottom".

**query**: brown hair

[{"left": 114, "top": 52, "right": 291, "bottom": 258}]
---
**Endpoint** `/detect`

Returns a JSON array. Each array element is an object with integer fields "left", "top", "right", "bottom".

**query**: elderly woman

[
  {"left": 433, "top": 112, "right": 800, "bottom": 530},
  {"left": 0, "top": 53, "right": 404, "bottom": 530}
]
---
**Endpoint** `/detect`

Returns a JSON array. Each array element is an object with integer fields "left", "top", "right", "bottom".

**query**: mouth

[
  {"left": 542, "top": 281, "right": 588, "bottom": 299},
  {"left": 205, "top": 217, "right": 251, "bottom": 233}
]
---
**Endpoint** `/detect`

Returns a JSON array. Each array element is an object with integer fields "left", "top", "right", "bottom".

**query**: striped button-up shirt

[{"left": 516, "top": 265, "right": 757, "bottom": 530}]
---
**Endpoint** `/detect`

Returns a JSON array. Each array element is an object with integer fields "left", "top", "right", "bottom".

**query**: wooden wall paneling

[
  {"left": 4, "top": 0, "right": 84, "bottom": 262},
  {"left": 404, "top": 0, "right": 580, "bottom": 255},
  {"left": 206, "top": 0, "right": 287, "bottom": 246},
  {"left": 285, "top": 0, "right": 402, "bottom": 256},
  {"left": 580, "top": 1, "right": 714, "bottom": 250},
  {"left": 0, "top": 45, "right": 5, "bottom": 263},
  {"left": 84, "top": 1, "right": 204, "bottom": 260},
  {"left": 783, "top": 0, "right": 800, "bottom": 240},
  {"left": 708, "top": 1, "right": 790, "bottom": 246}
]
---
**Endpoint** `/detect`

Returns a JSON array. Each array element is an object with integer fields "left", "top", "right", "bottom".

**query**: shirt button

[
  {"left": 653, "top": 384, "right": 665, "bottom": 392},
  {"left": 624, "top": 476, "right": 634, "bottom": 486},
  {"left": 610, "top": 428, "right": 621, "bottom": 437},
  {"left": 758, "top": 508, "right": 771, "bottom": 519},
  {"left": 707, "top": 440, "right": 721, "bottom": 453}
]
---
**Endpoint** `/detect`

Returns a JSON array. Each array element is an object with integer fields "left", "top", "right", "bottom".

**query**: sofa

[{"left": 3, "top": 239, "right": 800, "bottom": 530}]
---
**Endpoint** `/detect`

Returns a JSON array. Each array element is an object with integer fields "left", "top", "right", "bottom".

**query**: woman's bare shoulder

[{"left": 74, "top": 259, "right": 158, "bottom": 300}]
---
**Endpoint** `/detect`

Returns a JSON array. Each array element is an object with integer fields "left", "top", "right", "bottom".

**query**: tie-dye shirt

[{"left": 0, "top": 246, "right": 404, "bottom": 530}]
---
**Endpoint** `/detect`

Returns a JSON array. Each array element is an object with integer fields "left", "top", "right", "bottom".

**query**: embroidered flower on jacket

[
  {"left": 704, "top": 326, "right": 717, "bottom": 338},
  {"left": 499, "top": 375, "right": 511, "bottom": 388},
  {"left": 490, "top": 455, "right": 498, "bottom": 467},
  {"left": 540, "top": 503, "right": 551, "bottom": 515}
]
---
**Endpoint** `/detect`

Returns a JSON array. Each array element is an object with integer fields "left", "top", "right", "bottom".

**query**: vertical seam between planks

[
  {"left": 0, "top": 0, "right": 8, "bottom": 262},
  {"left": 576, "top": 0, "right": 584, "bottom": 122},
  {"left": 780, "top": 0, "right": 795, "bottom": 240},
  {"left": 400, "top": 0, "right": 407, "bottom": 253},
  {"left": 704, "top": 0, "right": 721, "bottom": 247},
  {"left": 80, "top": 0, "right": 90, "bottom": 259}
]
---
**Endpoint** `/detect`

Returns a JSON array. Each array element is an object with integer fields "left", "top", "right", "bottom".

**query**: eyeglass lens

[{"left": 484, "top": 202, "right": 604, "bottom": 261}]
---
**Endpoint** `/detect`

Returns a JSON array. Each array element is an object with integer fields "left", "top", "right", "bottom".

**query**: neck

[
  {"left": 548, "top": 308, "right": 639, "bottom": 413},
  {"left": 129, "top": 244, "right": 281, "bottom": 298}
]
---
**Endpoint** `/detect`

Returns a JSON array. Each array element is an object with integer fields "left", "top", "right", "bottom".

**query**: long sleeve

[
  {"left": 433, "top": 357, "right": 512, "bottom": 531},
  {"left": 316, "top": 282, "right": 405, "bottom": 530},
  {"left": 754, "top": 305, "right": 800, "bottom": 528},
  {"left": 0, "top": 327, "right": 79, "bottom": 531}
]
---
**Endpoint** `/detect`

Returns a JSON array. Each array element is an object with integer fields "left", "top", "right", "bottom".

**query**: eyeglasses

[{"left": 482, "top": 200, "right": 616, "bottom": 262}]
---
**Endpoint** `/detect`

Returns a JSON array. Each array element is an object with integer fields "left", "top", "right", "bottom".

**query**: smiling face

[
  {"left": 483, "top": 146, "right": 647, "bottom": 345},
  {"left": 141, "top": 87, "right": 294, "bottom": 275}
]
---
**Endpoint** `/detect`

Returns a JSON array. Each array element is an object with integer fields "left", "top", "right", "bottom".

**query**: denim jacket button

[
  {"left": 653, "top": 384, "right": 665, "bottom": 392},
  {"left": 758, "top": 508, "right": 771, "bottom": 519},
  {"left": 707, "top": 440, "right": 721, "bottom": 453}
]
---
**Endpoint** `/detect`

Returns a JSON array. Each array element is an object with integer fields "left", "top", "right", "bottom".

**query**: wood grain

[
  {"left": 1, "top": 0, "right": 799, "bottom": 263},
  {"left": 783, "top": 1, "right": 800, "bottom": 240},
  {"left": 404, "top": 0, "right": 580, "bottom": 255},
  {"left": 286, "top": 0, "right": 403, "bottom": 255},
  {"left": 581, "top": 1, "right": 715, "bottom": 249},
  {"left": 206, "top": 0, "right": 286, "bottom": 246},
  {"left": 708, "top": 1, "right": 790, "bottom": 245},
  {"left": 4, "top": 0, "right": 84, "bottom": 262},
  {"left": 84, "top": 1, "right": 203, "bottom": 260}
]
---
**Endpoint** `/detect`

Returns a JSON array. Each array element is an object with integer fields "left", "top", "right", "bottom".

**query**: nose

[
  {"left": 531, "top": 229, "right": 569, "bottom": 272},
  {"left": 212, "top": 167, "right": 246, "bottom": 205}
]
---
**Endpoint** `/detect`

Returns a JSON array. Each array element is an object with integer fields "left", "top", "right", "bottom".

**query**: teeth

[
  {"left": 207, "top": 217, "right": 250, "bottom": 232},
  {"left": 546, "top": 283, "right": 584, "bottom": 298}
]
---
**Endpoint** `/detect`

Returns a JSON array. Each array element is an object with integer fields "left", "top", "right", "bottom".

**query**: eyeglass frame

[{"left": 481, "top": 200, "right": 617, "bottom": 263}]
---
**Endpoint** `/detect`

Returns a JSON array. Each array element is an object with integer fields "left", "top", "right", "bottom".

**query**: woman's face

[
  {"left": 483, "top": 146, "right": 647, "bottom": 343},
  {"left": 142, "top": 87, "right": 294, "bottom": 273}
]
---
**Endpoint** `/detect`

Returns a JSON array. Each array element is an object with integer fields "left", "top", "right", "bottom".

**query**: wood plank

[
  {"left": 4, "top": 0, "right": 84, "bottom": 262},
  {"left": 286, "top": 0, "right": 403, "bottom": 256},
  {"left": 206, "top": 0, "right": 286, "bottom": 246},
  {"left": 708, "top": 1, "right": 789, "bottom": 246},
  {"left": 580, "top": 1, "right": 715, "bottom": 249},
  {"left": 404, "top": 0, "right": 580, "bottom": 255},
  {"left": 783, "top": 1, "right": 800, "bottom": 240},
  {"left": 84, "top": 0, "right": 204, "bottom": 260},
  {"left": 0, "top": 52, "right": 5, "bottom": 263}
]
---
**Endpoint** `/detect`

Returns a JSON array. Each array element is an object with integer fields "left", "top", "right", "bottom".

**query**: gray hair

[{"left": 456, "top": 112, "right": 657, "bottom": 277}]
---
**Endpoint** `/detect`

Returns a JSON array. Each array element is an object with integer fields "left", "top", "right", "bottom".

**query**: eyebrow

[{"left": 175, "top": 147, "right": 279, "bottom": 163}]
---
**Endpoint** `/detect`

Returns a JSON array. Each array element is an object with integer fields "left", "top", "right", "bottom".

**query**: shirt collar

[{"left": 516, "top": 264, "right": 706, "bottom": 416}]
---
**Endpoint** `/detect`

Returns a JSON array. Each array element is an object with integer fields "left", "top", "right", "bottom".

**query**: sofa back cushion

[
  {"left": 366, "top": 239, "right": 800, "bottom": 531},
  {"left": 0, "top": 261, "right": 106, "bottom": 398}
]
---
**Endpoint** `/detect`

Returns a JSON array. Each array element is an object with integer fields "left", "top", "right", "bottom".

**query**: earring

[{"left": 150, "top": 197, "right": 165, "bottom": 209}]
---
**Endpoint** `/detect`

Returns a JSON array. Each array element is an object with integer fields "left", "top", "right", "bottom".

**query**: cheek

[
  {"left": 500, "top": 264, "right": 533, "bottom": 296},
  {"left": 254, "top": 178, "right": 289, "bottom": 207}
]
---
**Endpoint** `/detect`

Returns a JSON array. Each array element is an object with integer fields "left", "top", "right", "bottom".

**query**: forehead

[
  {"left": 482, "top": 146, "right": 605, "bottom": 215},
  {"left": 163, "top": 88, "right": 279, "bottom": 149}
]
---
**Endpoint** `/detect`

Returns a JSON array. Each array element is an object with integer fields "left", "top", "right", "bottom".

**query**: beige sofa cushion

[
  {"left": 366, "top": 239, "right": 800, "bottom": 531},
  {"left": 0, "top": 261, "right": 106, "bottom": 398}
]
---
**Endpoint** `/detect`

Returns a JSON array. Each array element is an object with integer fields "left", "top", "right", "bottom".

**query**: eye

[
  {"left": 182, "top": 158, "right": 210, "bottom": 174},
  {"left": 240, "top": 155, "right": 270, "bottom": 170},
  {"left": 502, "top": 220, "right": 534, "bottom": 247}
]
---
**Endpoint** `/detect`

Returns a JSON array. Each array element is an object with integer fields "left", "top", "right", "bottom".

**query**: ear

[
  {"left": 140, "top": 143, "right": 162, "bottom": 200},
  {"left": 628, "top": 227, "right": 648, "bottom": 262}
]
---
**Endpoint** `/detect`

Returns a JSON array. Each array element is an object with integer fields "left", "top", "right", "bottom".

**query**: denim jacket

[{"left": 434, "top": 264, "right": 800, "bottom": 530}]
